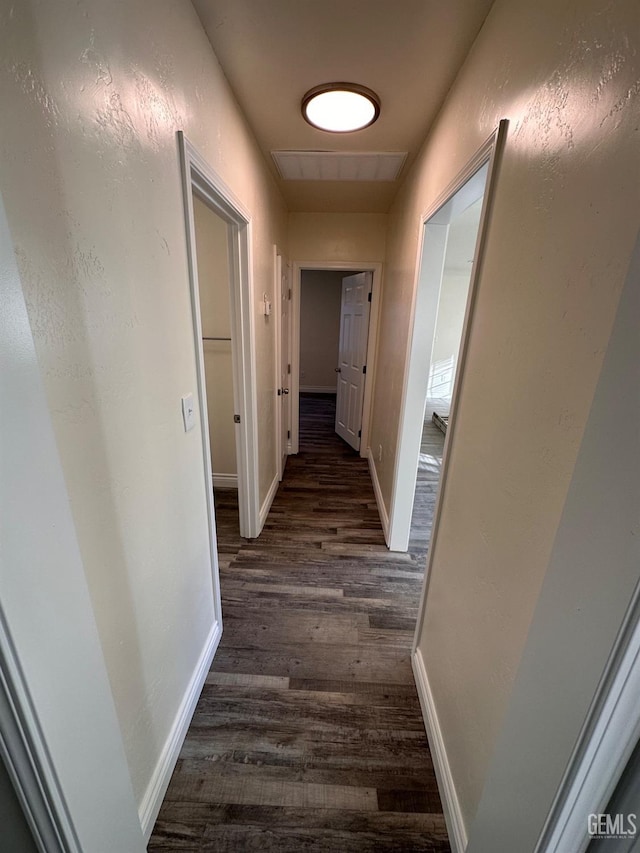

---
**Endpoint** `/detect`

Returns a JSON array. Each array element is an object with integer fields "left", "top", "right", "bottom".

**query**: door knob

[
  {"left": 283, "top": 388, "right": 289, "bottom": 395},
  {"left": 334, "top": 367, "right": 341, "bottom": 373}
]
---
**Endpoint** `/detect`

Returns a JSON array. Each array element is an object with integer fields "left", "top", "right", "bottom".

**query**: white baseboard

[
  {"left": 299, "top": 385, "right": 337, "bottom": 394},
  {"left": 139, "top": 620, "right": 222, "bottom": 841},
  {"left": 212, "top": 473, "right": 238, "bottom": 490},
  {"left": 258, "top": 471, "right": 280, "bottom": 533},
  {"left": 367, "top": 449, "right": 389, "bottom": 545},
  {"left": 412, "top": 647, "right": 468, "bottom": 853}
]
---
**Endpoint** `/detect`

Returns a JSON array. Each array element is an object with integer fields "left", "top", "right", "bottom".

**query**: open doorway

[
  {"left": 178, "top": 132, "right": 261, "bottom": 553},
  {"left": 298, "top": 269, "right": 372, "bottom": 454},
  {"left": 192, "top": 194, "right": 238, "bottom": 513},
  {"left": 388, "top": 121, "right": 507, "bottom": 552},
  {"left": 407, "top": 192, "right": 485, "bottom": 554},
  {"left": 297, "top": 269, "right": 345, "bottom": 453},
  {"left": 191, "top": 192, "right": 249, "bottom": 559},
  {"left": 292, "top": 262, "right": 382, "bottom": 457}
]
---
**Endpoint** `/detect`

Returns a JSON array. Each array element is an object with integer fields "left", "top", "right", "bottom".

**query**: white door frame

[
  {"left": 178, "top": 132, "right": 260, "bottom": 544},
  {"left": 388, "top": 120, "right": 508, "bottom": 553},
  {"left": 291, "top": 261, "right": 382, "bottom": 457}
]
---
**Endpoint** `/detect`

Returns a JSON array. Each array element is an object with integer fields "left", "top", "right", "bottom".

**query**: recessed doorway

[
  {"left": 388, "top": 121, "right": 507, "bottom": 553},
  {"left": 178, "top": 131, "right": 262, "bottom": 555}
]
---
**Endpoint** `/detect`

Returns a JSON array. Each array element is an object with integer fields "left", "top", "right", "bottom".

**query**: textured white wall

[
  {"left": 0, "top": 0, "right": 286, "bottom": 810},
  {"left": 0, "top": 192, "right": 144, "bottom": 849},
  {"left": 368, "top": 0, "right": 640, "bottom": 834},
  {"left": 300, "top": 270, "right": 343, "bottom": 390},
  {"left": 467, "top": 230, "right": 640, "bottom": 851},
  {"left": 193, "top": 194, "right": 237, "bottom": 477}
]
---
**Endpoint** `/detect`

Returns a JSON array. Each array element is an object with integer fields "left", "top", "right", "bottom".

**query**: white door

[
  {"left": 335, "top": 272, "right": 372, "bottom": 451},
  {"left": 278, "top": 257, "right": 291, "bottom": 478}
]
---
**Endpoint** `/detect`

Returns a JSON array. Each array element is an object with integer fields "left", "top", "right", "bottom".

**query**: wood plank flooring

[
  {"left": 149, "top": 394, "right": 447, "bottom": 852},
  {"left": 409, "top": 398, "right": 447, "bottom": 554}
]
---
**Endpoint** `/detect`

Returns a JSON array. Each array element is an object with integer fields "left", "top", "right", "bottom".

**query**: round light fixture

[{"left": 301, "top": 83, "right": 380, "bottom": 133}]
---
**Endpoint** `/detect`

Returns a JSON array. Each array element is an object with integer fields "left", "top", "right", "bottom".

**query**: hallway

[{"left": 149, "top": 394, "right": 449, "bottom": 851}]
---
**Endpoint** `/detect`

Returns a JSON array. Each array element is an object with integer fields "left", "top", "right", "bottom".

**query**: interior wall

[
  {"left": 0, "top": 0, "right": 286, "bottom": 813},
  {"left": 300, "top": 270, "right": 343, "bottom": 391},
  {"left": 367, "top": 0, "right": 640, "bottom": 837},
  {"left": 467, "top": 228, "right": 640, "bottom": 850},
  {"left": 289, "top": 212, "right": 387, "bottom": 263},
  {"left": 192, "top": 194, "right": 236, "bottom": 479}
]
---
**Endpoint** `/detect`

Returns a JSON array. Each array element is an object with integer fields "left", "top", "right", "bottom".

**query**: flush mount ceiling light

[{"left": 301, "top": 83, "right": 381, "bottom": 133}]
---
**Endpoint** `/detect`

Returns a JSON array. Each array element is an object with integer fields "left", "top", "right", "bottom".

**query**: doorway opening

[
  {"left": 178, "top": 132, "right": 261, "bottom": 559},
  {"left": 191, "top": 194, "right": 238, "bottom": 528},
  {"left": 388, "top": 121, "right": 507, "bottom": 553},
  {"left": 274, "top": 248, "right": 292, "bottom": 482},
  {"left": 292, "top": 262, "right": 382, "bottom": 458},
  {"left": 406, "top": 185, "right": 486, "bottom": 554}
]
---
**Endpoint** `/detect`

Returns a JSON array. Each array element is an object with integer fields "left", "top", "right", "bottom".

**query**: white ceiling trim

[{"left": 271, "top": 150, "right": 407, "bottom": 182}]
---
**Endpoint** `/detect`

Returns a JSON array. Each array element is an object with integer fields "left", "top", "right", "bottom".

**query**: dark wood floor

[
  {"left": 409, "top": 399, "right": 446, "bottom": 554},
  {"left": 149, "top": 394, "right": 448, "bottom": 852}
]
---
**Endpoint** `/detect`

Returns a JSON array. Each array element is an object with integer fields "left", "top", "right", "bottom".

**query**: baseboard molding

[
  {"left": 412, "top": 647, "right": 468, "bottom": 853},
  {"left": 367, "top": 449, "right": 389, "bottom": 545},
  {"left": 139, "top": 619, "right": 222, "bottom": 841},
  {"left": 258, "top": 471, "right": 280, "bottom": 533},
  {"left": 299, "top": 385, "right": 337, "bottom": 394},
  {"left": 212, "top": 473, "right": 238, "bottom": 490}
]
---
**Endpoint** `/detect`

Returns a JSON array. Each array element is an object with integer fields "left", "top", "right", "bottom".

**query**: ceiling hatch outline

[{"left": 271, "top": 150, "right": 408, "bottom": 182}]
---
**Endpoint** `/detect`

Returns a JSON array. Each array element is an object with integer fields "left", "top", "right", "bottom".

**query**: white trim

[
  {"left": 535, "top": 583, "right": 640, "bottom": 853},
  {"left": 367, "top": 448, "right": 389, "bottom": 545},
  {"left": 412, "top": 648, "right": 468, "bottom": 853},
  {"left": 259, "top": 472, "right": 280, "bottom": 530},
  {"left": 178, "top": 131, "right": 260, "bottom": 543},
  {"left": 300, "top": 385, "right": 337, "bottom": 394},
  {"left": 140, "top": 621, "right": 222, "bottom": 842},
  {"left": 292, "top": 261, "right": 382, "bottom": 457},
  {"left": 212, "top": 473, "right": 238, "bottom": 490}
]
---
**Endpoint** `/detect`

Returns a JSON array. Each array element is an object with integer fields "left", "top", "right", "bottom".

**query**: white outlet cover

[{"left": 181, "top": 394, "right": 196, "bottom": 432}]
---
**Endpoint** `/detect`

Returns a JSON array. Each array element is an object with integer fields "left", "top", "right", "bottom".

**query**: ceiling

[{"left": 191, "top": 0, "right": 495, "bottom": 213}]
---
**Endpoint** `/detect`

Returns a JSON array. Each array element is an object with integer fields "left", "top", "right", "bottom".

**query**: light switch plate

[{"left": 181, "top": 394, "right": 196, "bottom": 432}]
